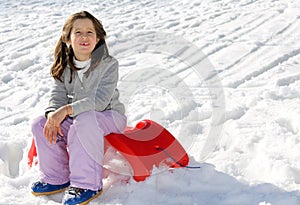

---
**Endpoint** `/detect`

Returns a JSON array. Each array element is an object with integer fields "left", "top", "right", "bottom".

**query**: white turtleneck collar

[{"left": 74, "top": 58, "right": 91, "bottom": 82}]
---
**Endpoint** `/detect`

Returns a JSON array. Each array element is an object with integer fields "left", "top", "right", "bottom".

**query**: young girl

[{"left": 31, "top": 11, "right": 126, "bottom": 205}]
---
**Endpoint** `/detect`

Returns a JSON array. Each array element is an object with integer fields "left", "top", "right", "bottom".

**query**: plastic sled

[{"left": 28, "top": 119, "right": 189, "bottom": 182}]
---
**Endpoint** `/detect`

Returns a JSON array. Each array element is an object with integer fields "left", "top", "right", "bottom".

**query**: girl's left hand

[{"left": 43, "top": 106, "right": 69, "bottom": 144}]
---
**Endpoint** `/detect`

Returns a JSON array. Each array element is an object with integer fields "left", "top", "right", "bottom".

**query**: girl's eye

[{"left": 73, "top": 30, "right": 95, "bottom": 36}]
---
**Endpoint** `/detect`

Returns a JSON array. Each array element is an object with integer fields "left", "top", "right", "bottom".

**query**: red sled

[{"left": 28, "top": 119, "right": 189, "bottom": 182}]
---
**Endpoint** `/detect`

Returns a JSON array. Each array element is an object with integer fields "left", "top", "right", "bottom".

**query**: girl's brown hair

[{"left": 51, "top": 11, "right": 108, "bottom": 83}]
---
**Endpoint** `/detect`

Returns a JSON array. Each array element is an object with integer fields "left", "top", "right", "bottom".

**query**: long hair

[{"left": 51, "top": 11, "right": 108, "bottom": 83}]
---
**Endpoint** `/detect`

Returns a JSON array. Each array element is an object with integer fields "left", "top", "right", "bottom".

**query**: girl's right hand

[{"left": 43, "top": 105, "right": 70, "bottom": 144}]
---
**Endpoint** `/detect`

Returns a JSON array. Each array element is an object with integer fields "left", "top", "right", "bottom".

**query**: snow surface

[{"left": 1, "top": 0, "right": 300, "bottom": 204}]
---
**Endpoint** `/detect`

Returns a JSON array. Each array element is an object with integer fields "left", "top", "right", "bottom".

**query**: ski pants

[{"left": 31, "top": 110, "right": 127, "bottom": 191}]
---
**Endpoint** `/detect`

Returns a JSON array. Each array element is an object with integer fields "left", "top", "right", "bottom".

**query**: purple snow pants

[{"left": 31, "top": 110, "right": 127, "bottom": 191}]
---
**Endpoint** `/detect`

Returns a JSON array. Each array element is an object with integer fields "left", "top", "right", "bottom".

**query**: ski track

[
  {"left": 1, "top": 0, "right": 300, "bottom": 204},
  {"left": 204, "top": 11, "right": 285, "bottom": 68},
  {"left": 225, "top": 16, "right": 300, "bottom": 87},
  {"left": 204, "top": 6, "right": 300, "bottom": 87},
  {"left": 230, "top": 47, "right": 300, "bottom": 88}
]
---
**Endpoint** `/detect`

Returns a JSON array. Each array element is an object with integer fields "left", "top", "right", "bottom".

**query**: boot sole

[
  {"left": 78, "top": 189, "right": 103, "bottom": 205},
  {"left": 31, "top": 187, "right": 68, "bottom": 196}
]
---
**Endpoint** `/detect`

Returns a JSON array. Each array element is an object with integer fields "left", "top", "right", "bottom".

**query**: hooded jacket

[{"left": 45, "top": 55, "right": 125, "bottom": 117}]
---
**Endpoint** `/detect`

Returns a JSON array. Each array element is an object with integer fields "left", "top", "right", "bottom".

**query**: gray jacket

[{"left": 45, "top": 55, "right": 125, "bottom": 117}]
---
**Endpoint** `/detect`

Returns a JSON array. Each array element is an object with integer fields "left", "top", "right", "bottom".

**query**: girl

[{"left": 31, "top": 11, "right": 126, "bottom": 205}]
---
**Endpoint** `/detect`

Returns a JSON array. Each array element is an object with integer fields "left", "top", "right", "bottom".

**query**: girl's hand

[{"left": 43, "top": 105, "right": 72, "bottom": 144}]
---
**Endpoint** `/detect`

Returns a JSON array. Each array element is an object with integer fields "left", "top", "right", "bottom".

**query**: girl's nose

[{"left": 81, "top": 34, "right": 87, "bottom": 39}]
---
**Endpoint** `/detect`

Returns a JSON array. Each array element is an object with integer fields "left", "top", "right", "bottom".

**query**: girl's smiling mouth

[{"left": 80, "top": 42, "right": 89, "bottom": 46}]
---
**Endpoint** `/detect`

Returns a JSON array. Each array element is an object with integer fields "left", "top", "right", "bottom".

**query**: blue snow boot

[
  {"left": 31, "top": 181, "right": 70, "bottom": 196},
  {"left": 62, "top": 187, "right": 103, "bottom": 205}
]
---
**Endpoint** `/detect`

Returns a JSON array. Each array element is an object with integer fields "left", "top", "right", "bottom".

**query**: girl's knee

[
  {"left": 31, "top": 115, "right": 46, "bottom": 135},
  {"left": 75, "top": 111, "right": 97, "bottom": 120}
]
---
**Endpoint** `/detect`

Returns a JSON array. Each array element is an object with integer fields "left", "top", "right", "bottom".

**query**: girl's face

[{"left": 68, "top": 18, "right": 99, "bottom": 61}]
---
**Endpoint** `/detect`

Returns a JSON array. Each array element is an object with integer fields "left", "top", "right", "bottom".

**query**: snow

[{"left": 1, "top": 0, "right": 300, "bottom": 204}]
